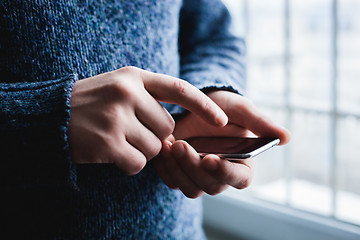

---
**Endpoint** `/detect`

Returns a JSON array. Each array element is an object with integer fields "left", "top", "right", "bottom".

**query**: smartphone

[{"left": 184, "top": 137, "right": 280, "bottom": 161}]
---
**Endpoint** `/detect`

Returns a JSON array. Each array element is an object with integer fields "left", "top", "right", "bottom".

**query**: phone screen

[{"left": 185, "top": 137, "right": 280, "bottom": 159}]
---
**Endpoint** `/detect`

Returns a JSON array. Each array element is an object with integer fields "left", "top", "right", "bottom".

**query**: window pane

[
  {"left": 336, "top": 116, "right": 360, "bottom": 225},
  {"left": 221, "top": 0, "right": 360, "bottom": 228},
  {"left": 338, "top": 0, "right": 360, "bottom": 115},
  {"left": 289, "top": 111, "right": 332, "bottom": 215},
  {"left": 290, "top": 0, "right": 332, "bottom": 110},
  {"left": 246, "top": 0, "right": 285, "bottom": 105}
]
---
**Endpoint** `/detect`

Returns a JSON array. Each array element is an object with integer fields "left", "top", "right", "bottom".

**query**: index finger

[{"left": 139, "top": 69, "right": 228, "bottom": 127}]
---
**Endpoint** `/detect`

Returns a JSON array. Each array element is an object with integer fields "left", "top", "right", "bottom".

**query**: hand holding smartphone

[{"left": 184, "top": 137, "right": 280, "bottom": 161}]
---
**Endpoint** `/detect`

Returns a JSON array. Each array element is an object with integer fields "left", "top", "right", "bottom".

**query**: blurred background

[{"left": 204, "top": 0, "right": 360, "bottom": 239}]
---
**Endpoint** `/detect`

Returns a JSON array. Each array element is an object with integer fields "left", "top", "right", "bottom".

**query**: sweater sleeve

[
  {"left": 166, "top": 0, "right": 246, "bottom": 116},
  {"left": 0, "top": 75, "right": 78, "bottom": 186}
]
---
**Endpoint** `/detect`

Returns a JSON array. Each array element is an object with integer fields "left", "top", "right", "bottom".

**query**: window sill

[{"left": 202, "top": 188, "right": 360, "bottom": 240}]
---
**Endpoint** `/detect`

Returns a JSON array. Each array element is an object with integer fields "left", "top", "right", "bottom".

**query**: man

[{"left": 0, "top": 0, "right": 290, "bottom": 238}]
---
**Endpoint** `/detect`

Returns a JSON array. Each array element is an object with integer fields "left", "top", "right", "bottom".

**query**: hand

[
  {"left": 67, "top": 66, "right": 228, "bottom": 175},
  {"left": 173, "top": 91, "right": 290, "bottom": 144},
  {"left": 154, "top": 90, "right": 290, "bottom": 198}
]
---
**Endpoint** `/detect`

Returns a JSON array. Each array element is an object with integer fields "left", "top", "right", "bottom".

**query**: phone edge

[{"left": 218, "top": 138, "right": 280, "bottom": 160}]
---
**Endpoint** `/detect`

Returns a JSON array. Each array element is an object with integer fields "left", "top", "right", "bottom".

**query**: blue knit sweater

[{"left": 0, "top": 0, "right": 246, "bottom": 239}]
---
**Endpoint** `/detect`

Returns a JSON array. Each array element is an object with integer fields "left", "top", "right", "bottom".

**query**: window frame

[{"left": 205, "top": 1, "right": 360, "bottom": 239}]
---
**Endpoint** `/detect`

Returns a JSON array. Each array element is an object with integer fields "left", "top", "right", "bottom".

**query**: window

[{"left": 203, "top": 0, "right": 360, "bottom": 239}]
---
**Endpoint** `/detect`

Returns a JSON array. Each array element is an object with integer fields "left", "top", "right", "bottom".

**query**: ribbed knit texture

[{"left": 0, "top": 0, "right": 246, "bottom": 239}]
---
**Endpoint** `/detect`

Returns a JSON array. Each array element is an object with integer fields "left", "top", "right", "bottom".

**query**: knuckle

[
  {"left": 174, "top": 79, "right": 190, "bottom": 96},
  {"left": 167, "top": 117, "right": 176, "bottom": 134},
  {"left": 125, "top": 158, "right": 147, "bottom": 176},
  {"left": 109, "top": 80, "right": 138, "bottom": 102},
  {"left": 114, "top": 144, "right": 147, "bottom": 175},
  {"left": 206, "top": 184, "right": 227, "bottom": 196},
  {"left": 159, "top": 116, "right": 175, "bottom": 140},
  {"left": 220, "top": 162, "right": 253, "bottom": 190},
  {"left": 99, "top": 79, "right": 127, "bottom": 100},
  {"left": 236, "top": 176, "right": 253, "bottom": 190},
  {"left": 147, "top": 139, "right": 162, "bottom": 160},
  {"left": 106, "top": 68, "right": 143, "bottom": 101},
  {"left": 183, "top": 189, "right": 203, "bottom": 199},
  {"left": 119, "top": 66, "right": 139, "bottom": 74}
]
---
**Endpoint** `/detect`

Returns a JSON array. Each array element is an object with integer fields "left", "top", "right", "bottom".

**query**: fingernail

[
  {"left": 163, "top": 140, "right": 172, "bottom": 149},
  {"left": 171, "top": 142, "right": 186, "bottom": 159}
]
